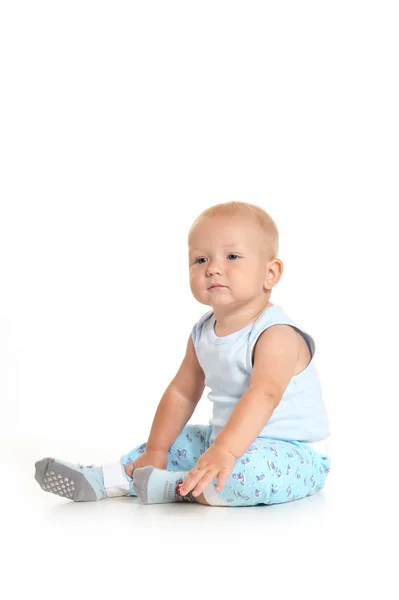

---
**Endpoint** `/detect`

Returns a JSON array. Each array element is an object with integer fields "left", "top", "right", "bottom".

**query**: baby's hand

[
  {"left": 125, "top": 450, "right": 168, "bottom": 478},
  {"left": 179, "top": 444, "right": 236, "bottom": 497},
  {"left": 125, "top": 462, "right": 135, "bottom": 478}
]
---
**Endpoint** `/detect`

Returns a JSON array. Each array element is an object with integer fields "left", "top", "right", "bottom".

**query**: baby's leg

[
  {"left": 201, "top": 439, "right": 331, "bottom": 507},
  {"left": 131, "top": 424, "right": 210, "bottom": 504},
  {"left": 123, "top": 423, "right": 210, "bottom": 502},
  {"left": 34, "top": 424, "right": 209, "bottom": 502}
]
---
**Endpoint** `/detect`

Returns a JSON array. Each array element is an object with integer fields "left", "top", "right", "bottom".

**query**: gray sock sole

[
  {"left": 34, "top": 457, "right": 99, "bottom": 502},
  {"left": 132, "top": 466, "right": 154, "bottom": 503}
]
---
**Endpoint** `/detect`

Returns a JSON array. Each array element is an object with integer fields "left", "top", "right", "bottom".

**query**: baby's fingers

[
  {"left": 215, "top": 469, "right": 231, "bottom": 493},
  {"left": 180, "top": 467, "right": 204, "bottom": 495},
  {"left": 192, "top": 469, "right": 219, "bottom": 497}
]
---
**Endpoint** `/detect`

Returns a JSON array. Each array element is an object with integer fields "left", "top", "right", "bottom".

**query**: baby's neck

[{"left": 213, "top": 300, "right": 274, "bottom": 336}]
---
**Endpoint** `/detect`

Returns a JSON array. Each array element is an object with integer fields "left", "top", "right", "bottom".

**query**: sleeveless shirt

[{"left": 191, "top": 304, "right": 330, "bottom": 444}]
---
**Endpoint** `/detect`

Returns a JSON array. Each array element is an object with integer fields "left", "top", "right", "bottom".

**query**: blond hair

[{"left": 188, "top": 201, "right": 279, "bottom": 258}]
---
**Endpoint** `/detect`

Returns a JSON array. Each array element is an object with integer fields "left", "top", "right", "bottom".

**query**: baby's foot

[
  {"left": 34, "top": 457, "right": 107, "bottom": 501},
  {"left": 133, "top": 467, "right": 199, "bottom": 504}
]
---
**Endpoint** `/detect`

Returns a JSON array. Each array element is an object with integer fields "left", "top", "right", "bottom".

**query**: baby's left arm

[{"left": 213, "top": 325, "right": 299, "bottom": 458}]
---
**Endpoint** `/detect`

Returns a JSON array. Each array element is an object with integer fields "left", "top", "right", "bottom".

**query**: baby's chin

[
  {"left": 195, "top": 295, "right": 231, "bottom": 308},
  {"left": 205, "top": 290, "right": 233, "bottom": 305},
  {"left": 193, "top": 288, "right": 234, "bottom": 306}
]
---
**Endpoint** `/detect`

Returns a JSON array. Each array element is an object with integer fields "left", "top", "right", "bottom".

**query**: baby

[{"left": 34, "top": 201, "right": 331, "bottom": 507}]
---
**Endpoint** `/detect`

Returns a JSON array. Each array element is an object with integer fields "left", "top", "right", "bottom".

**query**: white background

[{"left": 0, "top": 1, "right": 398, "bottom": 597}]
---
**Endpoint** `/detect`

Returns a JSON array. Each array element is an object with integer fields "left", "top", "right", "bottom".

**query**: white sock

[
  {"left": 102, "top": 461, "right": 130, "bottom": 498},
  {"left": 202, "top": 482, "right": 228, "bottom": 506}
]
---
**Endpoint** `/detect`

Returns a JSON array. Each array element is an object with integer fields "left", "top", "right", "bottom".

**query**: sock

[
  {"left": 102, "top": 461, "right": 131, "bottom": 498},
  {"left": 34, "top": 457, "right": 107, "bottom": 501},
  {"left": 202, "top": 482, "right": 228, "bottom": 506},
  {"left": 132, "top": 467, "right": 200, "bottom": 504}
]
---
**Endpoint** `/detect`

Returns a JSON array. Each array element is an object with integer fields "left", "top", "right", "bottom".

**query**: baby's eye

[{"left": 227, "top": 254, "right": 240, "bottom": 260}]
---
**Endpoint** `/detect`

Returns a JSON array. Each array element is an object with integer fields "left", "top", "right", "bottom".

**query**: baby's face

[{"left": 188, "top": 215, "right": 272, "bottom": 308}]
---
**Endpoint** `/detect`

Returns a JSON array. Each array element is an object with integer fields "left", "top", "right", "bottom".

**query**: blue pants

[{"left": 120, "top": 424, "right": 331, "bottom": 507}]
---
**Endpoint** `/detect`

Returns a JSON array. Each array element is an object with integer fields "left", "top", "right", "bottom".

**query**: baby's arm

[
  {"left": 145, "top": 333, "right": 206, "bottom": 454},
  {"left": 213, "top": 325, "right": 299, "bottom": 457}
]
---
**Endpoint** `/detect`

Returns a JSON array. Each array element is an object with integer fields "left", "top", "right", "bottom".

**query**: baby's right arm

[{"left": 145, "top": 333, "right": 206, "bottom": 454}]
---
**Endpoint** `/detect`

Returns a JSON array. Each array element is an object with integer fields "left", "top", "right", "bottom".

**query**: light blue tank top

[{"left": 191, "top": 304, "right": 330, "bottom": 444}]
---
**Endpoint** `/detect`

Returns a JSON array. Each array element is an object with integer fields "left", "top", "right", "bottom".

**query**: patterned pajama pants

[{"left": 120, "top": 423, "right": 331, "bottom": 507}]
